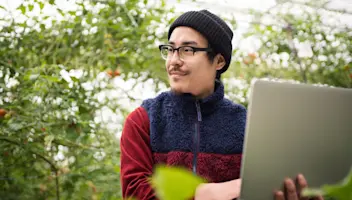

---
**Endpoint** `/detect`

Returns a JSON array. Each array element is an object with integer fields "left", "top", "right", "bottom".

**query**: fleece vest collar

[{"left": 168, "top": 80, "right": 224, "bottom": 116}]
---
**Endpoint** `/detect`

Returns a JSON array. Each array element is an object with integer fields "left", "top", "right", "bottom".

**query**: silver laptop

[{"left": 239, "top": 79, "right": 352, "bottom": 200}]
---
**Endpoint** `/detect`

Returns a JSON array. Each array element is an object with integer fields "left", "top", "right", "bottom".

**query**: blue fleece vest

[{"left": 141, "top": 81, "right": 247, "bottom": 176}]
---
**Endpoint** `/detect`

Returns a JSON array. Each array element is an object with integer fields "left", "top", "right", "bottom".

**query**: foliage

[
  {"left": 1, "top": 0, "right": 351, "bottom": 199},
  {"left": 0, "top": 0, "right": 174, "bottom": 199},
  {"left": 302, "top": 167, "right": 352, "bottom": 200},
  {"left": 224, "top": 1, "right": 352, "bottom": 107}
]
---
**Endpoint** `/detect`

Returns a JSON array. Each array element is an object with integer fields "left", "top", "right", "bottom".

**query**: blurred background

[{"left": 0, "top": 0, "right": 351, "bottom": 199}]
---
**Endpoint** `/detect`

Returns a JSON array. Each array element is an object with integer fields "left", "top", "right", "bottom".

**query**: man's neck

[{"left": 196, "top": 87, "right": 215, "bottom": 99}]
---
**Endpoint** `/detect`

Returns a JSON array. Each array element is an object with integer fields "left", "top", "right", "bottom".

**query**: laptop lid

[{"left": 239, "top": 80, "right": 352, "bottom": 200}]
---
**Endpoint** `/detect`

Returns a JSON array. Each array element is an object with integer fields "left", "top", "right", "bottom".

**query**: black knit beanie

[{"left": 168, "top": 10, "right": 233, "bottom": 76}]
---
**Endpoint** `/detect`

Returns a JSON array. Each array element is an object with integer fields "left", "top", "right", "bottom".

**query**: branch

[
  {"left": 55, "top": 170, "right": 60, "bottom": 200},
  {"left": 0, "top": 137, "right": 55, "bottom": 169},
  {"left": 52, "top": 138, "right": 101, "bottom": 150},
  {"left": 0, "top": 136, "right": 60, "bottom": 200}
]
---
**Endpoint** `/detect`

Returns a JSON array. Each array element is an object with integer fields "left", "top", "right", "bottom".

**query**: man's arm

[
  {"left": 120, "top": 107, "right": 156, "bottom": 200},
  {"left": 195, "top": 175, "right": 324, "bottom": 200}
]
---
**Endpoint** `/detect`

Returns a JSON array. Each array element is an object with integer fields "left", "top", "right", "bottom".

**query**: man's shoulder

[
  {"left": 220, "top": 97, "right": 247, "bottom": 114},
  {"left": 141, "top": 91, "right": 171, "bottom": 111}
]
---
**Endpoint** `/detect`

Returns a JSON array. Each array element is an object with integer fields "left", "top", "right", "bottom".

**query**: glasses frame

[{"left": 158, "top": 44, "right": 213, "bottom": 60}]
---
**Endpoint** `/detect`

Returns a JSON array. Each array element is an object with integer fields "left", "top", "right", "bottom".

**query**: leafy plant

[
  {"left": 303, "top": 167, "right": 352, "bottom": 200},
  {"left": 0, "top": 0, "right": 174, "bottom": 199}
]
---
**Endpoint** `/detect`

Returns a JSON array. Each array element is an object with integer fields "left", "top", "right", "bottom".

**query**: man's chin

[
  {"left": 170, "top": 84, "right": 198, "bottom": 96},
  {"left": 170, "top": 87, "right": 184, "bottom": 95},
  {"left": 170, "top": 84, "right": 189, "bottom": 95}
]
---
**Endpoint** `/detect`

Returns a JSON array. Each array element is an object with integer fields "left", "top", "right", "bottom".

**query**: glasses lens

[
  {"left": 160, "top": 46, "right": 172, "bottom": 60},
  {"left": 180, "top": 47, "right": 194, "bottom": 59}
]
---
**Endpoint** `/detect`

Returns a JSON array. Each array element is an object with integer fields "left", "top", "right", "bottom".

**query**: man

[{"left": 120, "top": 9, "right": 323, "bottom": 200}]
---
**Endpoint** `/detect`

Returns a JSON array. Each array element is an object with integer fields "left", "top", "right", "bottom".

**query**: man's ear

[{"left": 215, "top": 54, "right": 226, "bottom": 71}]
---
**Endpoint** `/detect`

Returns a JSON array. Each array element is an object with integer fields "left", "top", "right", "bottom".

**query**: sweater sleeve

[{"left": 120, "top": 106, "right": 156, "bottom": 200}]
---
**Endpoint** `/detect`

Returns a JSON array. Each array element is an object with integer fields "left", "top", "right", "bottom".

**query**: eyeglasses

[{"left": 159, "top": 45, "right": 213, "bottom": 61}]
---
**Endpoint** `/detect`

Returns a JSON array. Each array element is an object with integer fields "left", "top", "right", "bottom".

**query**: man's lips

[{"left": 169, "top": 71, "right": 187, "bottom": 76}]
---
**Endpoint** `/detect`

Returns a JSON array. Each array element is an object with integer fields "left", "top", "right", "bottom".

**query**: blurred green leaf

[
  {"left": 302, "top": 167, "right": 352, "bottom": 200},
  {"left": 151, "top": 165, "right": 206, "bottom": 200},
  {"left": 18, "top": 4, "right": 26, "bottom": 15},
  {"left": 39, "top": 2, "right": 44, "bottom": 10},
  {"left": 28, "top": 4, "right": 34, "bottom": 12}
]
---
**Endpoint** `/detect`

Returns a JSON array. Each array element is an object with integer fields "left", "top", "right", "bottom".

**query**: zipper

[{"left": 193, "top": 100, "right": 202, "bottom": 174}]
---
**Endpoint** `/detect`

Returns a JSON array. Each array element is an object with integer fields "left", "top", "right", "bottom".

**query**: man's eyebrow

[{"left": 168, "top": 41, "right": 198, "bottom": 46}]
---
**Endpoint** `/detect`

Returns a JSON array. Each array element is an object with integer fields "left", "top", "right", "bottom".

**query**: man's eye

[{"left": 183, "top": 47, "right": 193, "bottom": 52}]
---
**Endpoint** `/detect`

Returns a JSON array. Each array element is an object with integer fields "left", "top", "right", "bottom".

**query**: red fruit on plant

[
  {"left": 248, "top": 53, "right": 256, "bottom": 59},
  {"left": 106, "top": 70, "right": 113, "bottom": 77},
  {"left": 0, "top": 109, "right": 7, "bottom": 117},
  {"left": 3, "top": 152, "right": 9, "bottom": 157},
  {"left": 243, "top": 57, "right": 252, "bottom": 65},
  {"left": 114, "top": 70, "right": 121, "bottom": 76},
  {"left": 41, "top": 128, "right": 46, "bottom": 132}
]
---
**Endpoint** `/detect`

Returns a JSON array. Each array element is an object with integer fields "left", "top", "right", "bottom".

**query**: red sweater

[{"left": 120, "top": 107, "right": 156, "bottom": 200}]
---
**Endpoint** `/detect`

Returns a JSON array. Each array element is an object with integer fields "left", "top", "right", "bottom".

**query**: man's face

[{"left": 166, "top": 27, "right": 224, "bottom": 98}]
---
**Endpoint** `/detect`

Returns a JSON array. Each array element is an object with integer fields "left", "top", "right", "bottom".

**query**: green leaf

[
  {"left": 42, "top": 75, "right": 60, "bottom": 82},
  {"left": 302, "top": 167, "right": 352, "bottom": 200},
  {"left": 150, "top": 165, "right": 206, "bottom": 200},
  {"left": 49, "top": 0, "right": 55, "bottom": 5},
  {"left": 28, "top": 4, "right": 34, "bottom": 12},
  {"left": 71, "top": 77, "right": 79, "bottom": 82},
  {"left": 57, "top": 8, "right": 64, "bottom": 16},
  {"left": 39, "top": 2, "right": 44, "bottom": 10},
  {"left": 0, "top": 5, "right": 6, "bottom": 10},
  {"left": 323, "top": 167, "right": 352, "bottom": 200},
  {"left": 18, "top": 4, "right": 26, "bottom": 15}
]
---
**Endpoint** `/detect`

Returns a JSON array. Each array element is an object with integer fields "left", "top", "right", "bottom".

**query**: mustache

[{"left": 168, "top": 67, "right": 189, "bottom": 75}]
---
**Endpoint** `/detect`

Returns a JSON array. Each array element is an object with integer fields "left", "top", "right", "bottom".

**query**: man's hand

[
  {"left": 274, "top": 174, "right": 324, "bottom": 200},
  {"left": 195, "top": 179, "right": 241, "bottom": 200}
]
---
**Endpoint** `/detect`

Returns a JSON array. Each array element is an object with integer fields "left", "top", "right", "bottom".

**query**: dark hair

[{"left": 206, "top": 44, "right": 222, "bottom": 80}]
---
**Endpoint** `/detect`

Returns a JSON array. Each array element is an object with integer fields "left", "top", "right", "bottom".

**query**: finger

[
  {"left": 297, "top": 174, "right": 308, "bottom": 189},
  {"left": 274, "top": 190, "right": 285, "bottom": 200},
  {"left": 285, "top": 178, "right": 299, "bottom": 200},
  {"left": 296, "top": 174, "right": 309, "bottom": 200}
]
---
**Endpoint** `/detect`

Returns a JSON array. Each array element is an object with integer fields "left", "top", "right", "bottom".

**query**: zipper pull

[{"left": 195, "top": 100, "right": 202, "bottom": 122}]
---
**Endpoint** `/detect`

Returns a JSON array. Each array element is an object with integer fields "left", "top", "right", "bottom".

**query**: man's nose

[{"left": 169, "top": 50, "right": 182, "bottom": 65}]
